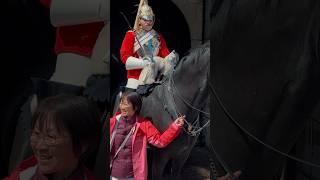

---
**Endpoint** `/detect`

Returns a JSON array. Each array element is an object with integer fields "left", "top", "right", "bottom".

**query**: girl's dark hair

[
  {"left": 31, "top": 94, "right": 101, "bottom": 158},
  {"left": 120, "top": 91, "right": 142, "bottom": 115}
]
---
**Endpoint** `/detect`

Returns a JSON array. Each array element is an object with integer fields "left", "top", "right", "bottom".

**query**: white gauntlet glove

[
  {"left": 142, "top": 56, "right": 153, "bottom": 67},
  {"left": 142, "top": 56, "right": 152, "bottom": 62},
  {"left": 125, "top": 56, "right": 150, "bottom": 70},
  {"left": 165, "top": 50, "right": 178, "bottom": 66}
]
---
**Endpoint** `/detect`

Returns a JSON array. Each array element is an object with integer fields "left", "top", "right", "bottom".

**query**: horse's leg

[
  {"left": 172, "top": 135, "right": 200, "bottom": 180},
  {"left": 150, "top": 136, "right": 194, "bottom": 180},
  {"left": 151, "top": 149, "right": 171, "bottom": 180},
  {"left": 181, "top": 147, "right": 211, "bottom": 180}
]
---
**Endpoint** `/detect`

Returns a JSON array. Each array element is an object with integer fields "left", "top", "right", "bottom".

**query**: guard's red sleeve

[{"left": 120, "top": 31, "right": 136, "bottom": 64}]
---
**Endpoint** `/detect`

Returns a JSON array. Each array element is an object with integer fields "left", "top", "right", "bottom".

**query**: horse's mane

[{"left": 175, "top": 42, "right": 210, "bottom": 72}]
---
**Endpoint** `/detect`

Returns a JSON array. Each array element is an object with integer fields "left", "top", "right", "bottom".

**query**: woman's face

[
  {"left": 30, "top": 120, "right": 79, "bottom": 176},
  {"left": 119, "top": 97, "right": 136, "bottom": 118},
  {"left": 139, "top": 17, "right": 154, "bottom": 31}
]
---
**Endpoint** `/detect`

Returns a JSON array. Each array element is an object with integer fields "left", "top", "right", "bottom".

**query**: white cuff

[
  {"left": 126, "top": 78, "right": 141, "bottom": 89},
  {"left": 165, "top": 51, "right": 176, "bottom": 61},
  {"left": 125, "top": 56, "right": 145, "bottom": 70}
]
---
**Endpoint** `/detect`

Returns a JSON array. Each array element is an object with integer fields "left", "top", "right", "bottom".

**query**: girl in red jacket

[{"left": 110, "top": 91, "right": 184, "bottom": 180}]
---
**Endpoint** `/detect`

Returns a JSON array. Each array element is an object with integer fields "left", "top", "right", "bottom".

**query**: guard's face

[
  {"left": 30, "top": 120, "right": 79, "bottom": 176},
  {"left": 139, "top": 17, "right": 154, "bottom": 31},
  {"left": 119, "top": 97, "right": 136, "bottom": 118}
]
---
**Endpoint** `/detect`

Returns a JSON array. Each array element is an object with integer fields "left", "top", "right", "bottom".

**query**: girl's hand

[{"left": 174, "top": 115, "right": 185, "bottom": 127}]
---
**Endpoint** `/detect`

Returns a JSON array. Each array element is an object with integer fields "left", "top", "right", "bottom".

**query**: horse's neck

[
  {"left": 168, "top": 62, "right": 208, "bottom": 117},
  {"left": 140, "top": 45, "right": 209, "bottom": 128}
]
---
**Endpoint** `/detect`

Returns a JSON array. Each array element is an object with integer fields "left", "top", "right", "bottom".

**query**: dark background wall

[{"left": 1, "top": 0, "right": 55, "bottom": 177}]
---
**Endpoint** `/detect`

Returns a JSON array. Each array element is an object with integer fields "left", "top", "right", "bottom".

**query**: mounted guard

[{"left": 120, "top": 0, "right": 178, "bottom": 91}]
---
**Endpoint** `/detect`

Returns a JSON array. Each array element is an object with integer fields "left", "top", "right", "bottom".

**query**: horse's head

[{"left": 141, "top": 42, "right": 210, "bottom": 132}]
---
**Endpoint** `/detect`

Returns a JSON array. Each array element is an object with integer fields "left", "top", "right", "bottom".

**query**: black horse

[
  {"left": 211, "top": 0, "right": 320, "bottom": 179},
  {"left": 139, "top": 42, "right": 210, "bottom": 180}
]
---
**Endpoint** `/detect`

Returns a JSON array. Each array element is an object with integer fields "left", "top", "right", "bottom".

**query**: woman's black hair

[{"left": 120, "top": 91, "right": 142, "bottom": 115}]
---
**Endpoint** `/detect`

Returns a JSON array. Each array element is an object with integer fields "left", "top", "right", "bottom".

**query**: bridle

[{"left": 161, "top": 66, "right": 210, "bottom": 137}]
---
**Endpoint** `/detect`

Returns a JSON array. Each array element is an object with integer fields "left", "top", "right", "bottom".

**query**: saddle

[{"left": 136, "top": 82, "right": 161, "bottom": 97}]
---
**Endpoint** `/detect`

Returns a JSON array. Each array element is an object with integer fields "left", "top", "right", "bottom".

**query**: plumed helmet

[
  {"left": 134, "top": 0, "right": 155, "bottom": 30},
  {"left": 139, "top": 4, "right": 154, "bottom": 21}
]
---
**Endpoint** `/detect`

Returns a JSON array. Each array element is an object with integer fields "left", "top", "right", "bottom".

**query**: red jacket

[
  {"left": 110, "top": 114, "right": 181, "bottom": 180},
  {"left": 120, "top": 31, "right": 170, "bottom": 80},
  {"left": 5, "top": 156, "right": 95, "bottom": 180},
  {"left": 40, "top": 0, "right": 104, "bottom": 57}
]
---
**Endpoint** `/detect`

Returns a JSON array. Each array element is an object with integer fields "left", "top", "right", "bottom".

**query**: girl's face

[
  {"left": 30, "top": 120, "right": 79, "bottom": 177},
  {"left": 119, "top": 97, "right": 136, "bottom": 118}
]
